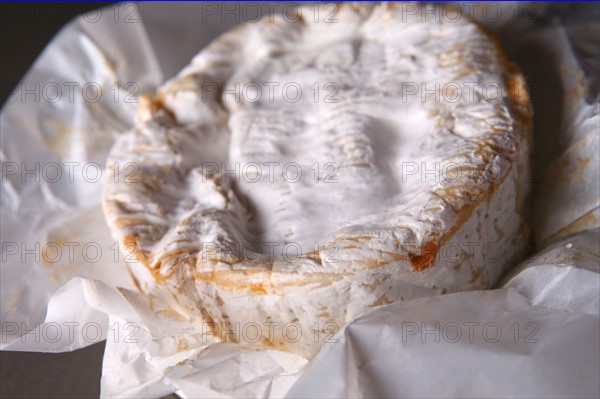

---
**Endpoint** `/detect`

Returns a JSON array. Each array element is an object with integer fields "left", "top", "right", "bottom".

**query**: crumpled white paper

[
  {"left": 287, "top": 228, "right": 600, "bottom": 398},
  {"left": 1, "top": 3, "right": 598, "bottom": 398}
]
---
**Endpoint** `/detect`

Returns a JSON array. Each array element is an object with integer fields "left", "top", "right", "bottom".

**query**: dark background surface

[
  {"left": 1, "top": 3, "right": 113, "bottom": 108},
  {"left": 1, "top": 4, "right": 112, "bottom": 398},
  {"left": 0, "top": 343, "right": 105, "bottom": 398}
]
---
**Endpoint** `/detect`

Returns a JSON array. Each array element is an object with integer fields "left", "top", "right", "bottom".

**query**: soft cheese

[{"left": 103, "top": 3, "right": 532, "bottom": 357}]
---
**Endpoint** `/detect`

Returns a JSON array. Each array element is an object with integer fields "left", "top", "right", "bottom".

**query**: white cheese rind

[{"left": 102, "top": 3, "right": 531, "bottom": 357}]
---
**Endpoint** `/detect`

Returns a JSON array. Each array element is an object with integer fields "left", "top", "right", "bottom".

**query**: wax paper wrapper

[{"left": 1, "top": 2, "right": 598, "bottom": 398}]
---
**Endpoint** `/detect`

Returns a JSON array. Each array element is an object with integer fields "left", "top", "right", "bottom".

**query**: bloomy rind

[{"left": 102, "top": 3, "right": 532, "bottom": 357}]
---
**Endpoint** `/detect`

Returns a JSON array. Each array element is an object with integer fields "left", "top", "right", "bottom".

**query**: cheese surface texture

[{"left": 103, "top": 3, "right": 532, "bottom": 356}]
